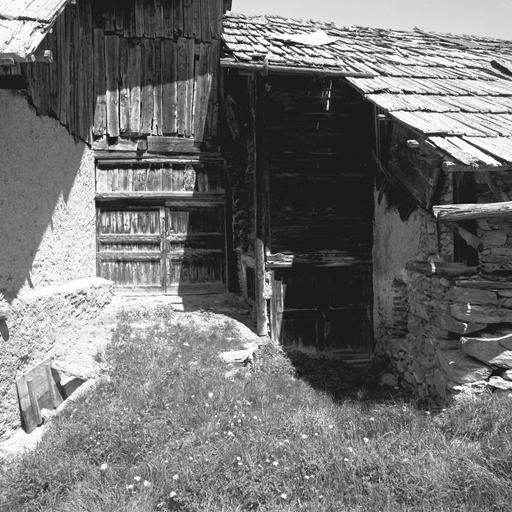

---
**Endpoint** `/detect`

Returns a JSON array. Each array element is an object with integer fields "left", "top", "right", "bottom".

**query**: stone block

[
  {"left": 461, "top": 336, "right": 512, "bottom": 369},
  {"left": 488, "top": 377, "right": 512, "bottom": 390},
  {"left": 483, "top": 231, "right": 507, "bottom": 246},
  {"left": 433, "top": 369, "right": 448, "bottom": 399},
  {"left": 435, "top": 309, "right": 487, "bottom": 335},
  {"left": 381, "top": 373, "right": 398, "bottom": 387},
  {"left": 498, "top": 290, "right": 512, "bottom": 298},
  {"left": 451, "top": 304, "right": 512, "bottom": 324},
  {"left": 501, "top": 369, "right": 512, "bottom": 381},
  {"left": 437, "top": 348, "right": 493, "bottom": 384},
  {"left": 445, "top": 287, "right": 498, "bottom": 306},
  {"left": 491, "top": 247, "right": 512, "bottom": 257}
]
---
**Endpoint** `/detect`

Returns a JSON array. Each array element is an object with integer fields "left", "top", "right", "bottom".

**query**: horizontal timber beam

[
  {"left": 406, "top": 261, "right": 479, "bottom": 277},
  {"left": 220, "top": 59, "right": 376, "bottom": 78},
  {"left": 433, "top": 201, "right": 512, "bottom": 222},
  {"left": 443, "top": 161, "right": 512, "bottom": 173},
  {"left": 96, "top": 192, "right": 224, "bottom": 202}
]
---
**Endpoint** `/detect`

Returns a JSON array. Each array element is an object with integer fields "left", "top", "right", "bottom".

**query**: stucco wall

[
  {"left": 0, "top": 90, "right": 96, "bottom": 300},
  {"left": 372, "top": 188, "right": 438, "bottom": 340}
]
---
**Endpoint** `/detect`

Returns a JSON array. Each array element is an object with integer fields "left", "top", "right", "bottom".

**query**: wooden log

[
  {"left": 443, "top": 161, "right": 512, "bottom": 173},
  {"left": 220, "top": 59, "right": 376, "bottom": 78},
  {"left": 433, "top": 201, "right": 512, "bottom": 222},
  {"left": 105, "top": 35, "right": 120, "bottom": 137},
  {"left": 162, "top": 39, "right": 178, "bottom": 135},
  {"left": 448, "top": 223, "right": 483, "bottom": 251},
  {"left": 477, "top": 171, "right": 510, "bottom": 202},
  {"left": 406, "top": 261, "right": 479, "bottom": 277}
]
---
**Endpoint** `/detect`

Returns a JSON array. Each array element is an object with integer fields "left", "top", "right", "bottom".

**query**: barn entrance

[{"left": 95, "top": 158, "right": 227, "bottom": 295}]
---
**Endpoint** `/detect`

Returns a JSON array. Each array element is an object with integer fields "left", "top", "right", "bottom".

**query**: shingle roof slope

[
  {"left": 223, "top": 12, "right": 512, "bottom": 167},
  {"left": 0, "top": 0, "right": 71, "bottom": 60}
]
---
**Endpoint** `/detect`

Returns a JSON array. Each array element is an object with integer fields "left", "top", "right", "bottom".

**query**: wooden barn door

[
  {"left": 165, "top": 199, "right": 226, "bottom": 294},
  {"left": 271, "top": 265, "right": 372, "bottom": 356},
  {"left": 97, "top": 206, "right": 165, "bottom": 292}
]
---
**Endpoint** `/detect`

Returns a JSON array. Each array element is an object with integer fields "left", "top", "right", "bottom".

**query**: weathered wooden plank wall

[{"left": 20, "top": 0, "right": 224, "bottom": 145}]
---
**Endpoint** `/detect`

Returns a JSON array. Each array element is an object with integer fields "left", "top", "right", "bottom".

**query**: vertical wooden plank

[
  {"left": 162, "top": 39, "right": 177, "bottom": 135},
  {"left": 177, "top": 37, "right": 187, "bottom": 136},
  {"left": 144, "top": 0, "right": 156, "bottom": 38},
  {"left": 210, "top": 0, "right": 222, "bottom": 39},
  {"left": 70, "top": 3, "right": 78, "bottom": 137},
  {"left": 105, "top": 35, "right": 120, "bottom": 138},
  {"left": 44, "top": 364, "right": 58, "bottom": 408},
  {"left": 194, "top": 42, "right": 212, "bottom": 142},
  {"left": 141, "top": 39, "right": 155, "bottom": 135},
  {"left": 93, "top": 29, "right": 107, "bottom": 136},
  {"left": 192, "top": 0, "right": 201, "bottom": 39},
  {"left": 27, "top": 379, "right": 42, "bottom": 427},
  {"left": 183, "top": 0, "right": 193, "bottom": 38},
  {"left": 122, "top": 0, "right": 136, "bottom": 37},
  {"left": 114, "top": 0, "right": 124, "bottom": 34},
  {"left": 103, "top": 0, "right": 116, "bottom": 32},
  {"left": 201, "top": 0, "right": 211, "bottom": 42},
  {"left": 185, "top": 38, "right": 195, "bottom": 137},
  {"left": 163, "top": 0, "right": 174, "bottom": 38},
  {"left": 61, "top": 6, "right": 71, "bottom": 127},
  {"left": 153, "top": 41, "right": 163, "bottom": 135},
  {"left": 174, "top": 0, "right": 183, "bottom": 37},
  {"left": 154, "top": 0, "right": 164, "bottom": 37},
  {"left": 47, "top": 29, "right": 57, "bottom": 114},
  {"left": 135, "top": 0, "right": 145, "bottom": 37},
  {"left": 119, "top": 38, "right": 130, "bottom": 134},
  {"left": 128, "top": 42, "right": 142, "bottom": 134},
  {"left": 84, "top": 0, "right": 94, "bottom": 143}
]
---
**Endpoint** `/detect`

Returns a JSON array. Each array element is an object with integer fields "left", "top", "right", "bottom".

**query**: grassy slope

[{"left": 2, "top": 306, "right": 512, "bottom": 511}]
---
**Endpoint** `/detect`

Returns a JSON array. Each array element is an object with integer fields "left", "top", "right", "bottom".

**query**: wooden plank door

[
  {"left": 97, "top": 206, "right": 165, "bottom": 292},
  {"left": 165, "top": 200, "right": 226, "bottom": 294},
  {"left": 271, "top": 264, "right": 372, "bottom": 356}
]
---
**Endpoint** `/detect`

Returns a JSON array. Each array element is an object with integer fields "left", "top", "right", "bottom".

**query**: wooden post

[{"left": 254, "top": 75, "right": 269, "bottom": 336}]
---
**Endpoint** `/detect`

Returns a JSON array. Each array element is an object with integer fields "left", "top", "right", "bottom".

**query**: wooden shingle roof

[
  {"left": 0, "top": 0, "right": 71, "bottom": 61},
  {"left": 222, "top": 12, "right": 512, "bottom": 168}
]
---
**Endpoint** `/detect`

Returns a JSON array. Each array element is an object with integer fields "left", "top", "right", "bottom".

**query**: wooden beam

[
  {"left": 477, "top": 171, "right": 510, "bottom": 202},
  {"left": 96, "top": 191, "right": 224, "bottom": 201},
  {"left": 405, "top": 261, "right": 479, "bottom": 277},
  {"left": 254, "top": 75, "right": 268, "bottom": 337},
  {"left": 0, "top": 74, "right": 27, "bottom": 89},
  {"left": 433, "top": 201, "right": 512, "bottom": 222},
  {"left": 147, "top": 136, "right": 203, "bottom": 154},
  {"left": 220, "top": 59, "right": 376, "bottom": 78},
  {"left": 443, "top": 161, "right": 512, "bottom": 173},
  {"left": 447, "top": 223, "right": 483, "bottom": 251}
]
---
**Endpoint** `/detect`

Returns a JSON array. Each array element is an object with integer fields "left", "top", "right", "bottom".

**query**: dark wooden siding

[
  {"left": 265, "top": 76, "right": 373, "bottom": 259},
  {"left": 19, "top": 0, "right": 224, "bottom": 145}
]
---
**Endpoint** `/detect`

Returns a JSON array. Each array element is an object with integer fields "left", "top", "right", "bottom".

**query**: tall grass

[{"left": 2, "top": 306, "right": 512, "bottom": 511}]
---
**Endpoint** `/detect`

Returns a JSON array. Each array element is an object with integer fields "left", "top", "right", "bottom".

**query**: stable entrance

[{"left": 95, "top": 159, "right": 226, "bottom": 294}]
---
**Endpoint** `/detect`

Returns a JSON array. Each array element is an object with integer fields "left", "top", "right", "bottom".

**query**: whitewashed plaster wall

[{"left": 0, "top": 89, "right": 96, "bottom": 299}]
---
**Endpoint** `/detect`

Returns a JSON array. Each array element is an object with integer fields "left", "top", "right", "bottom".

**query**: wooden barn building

[{"left": 3, "top": 0, "right": 512, "bottom": 432}]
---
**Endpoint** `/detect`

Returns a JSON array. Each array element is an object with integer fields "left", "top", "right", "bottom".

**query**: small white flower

[
  {"left": 301, "top": 434, "right": 308, "bottom": 439},
  {"left": 134, "top": 476, "right": 141, "bottom": 482},
  {"left": 280, "top": 493, "right": 288, "bottom": 499},
  {"left": 370, "top": 417, "right": 375, "bottom": 422},
  {"left": 344, "top": 458, "right": 349, "bottom": 462},
  {"left": 170, "top": 491, "right": 177, "bottom": 498},
  {"left": 272, "top": 461, "right": 278, "bottom": 466},
  {"left": 236, "top": 456, "right": 241, "bottom": 461},
  {"left": 227, "top": 431, "right": 234, "bottom": 437},
  {"left": 328, "top": 425, "right": 334, "bottom": 430},
  {"left": 305, "top": 475, "right": 310, "bottom": 479},
  {"left": 172, "top": 474, "right": 179, "bottom": 481},
  {"left": 208, "top": 392, "right": 213, "bottom": 398},
  {"left": 363, "top": 437, "right": 369, "bottom": 444},
  {"left": 127, "top": 484, "right": 134, "bottom": 491},
  {"left": 100, "top": 463, "right": 108, "bottom": 471},
  {"left": 143, "top": 480, "right": 151, "bottom": 487},
  {"left": 348, "top": 447, "right": 353, "bottom": 453}
]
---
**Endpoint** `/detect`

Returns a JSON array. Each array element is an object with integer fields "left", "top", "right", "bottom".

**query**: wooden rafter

[{"left": 433, "top": 201, "right": 512, "bottom": 222}]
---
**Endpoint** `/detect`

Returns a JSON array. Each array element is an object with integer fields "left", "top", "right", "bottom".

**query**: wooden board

[
  {"left": 16, "top": 358, "right": 63, "bottom": 433},
  {"left": 271, "top": 265, "right": 372, "bottom": 354}
]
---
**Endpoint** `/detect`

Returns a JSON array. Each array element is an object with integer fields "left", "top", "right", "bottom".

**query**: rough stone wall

[
  {"left": 0, "top": 90, "right": 96, "bottom": 299},
  {"left": 0, "top": 278, "right": 114, "bottom": 439},
  {"left": 376, "top": 165, "right": 512, "bottom": 402},
  {"left": 373, "top": 173, "right": 455, "bottom": 404}
]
